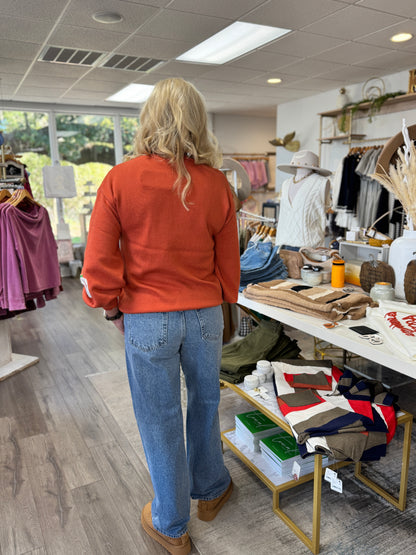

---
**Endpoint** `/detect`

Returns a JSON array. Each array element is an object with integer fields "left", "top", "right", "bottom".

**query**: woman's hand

[
  {"left": 104, "top": 308, "right": 125, "bottom": 335},
  {"left": 112, "top": 315, "right": 124, "bottom": 335}
]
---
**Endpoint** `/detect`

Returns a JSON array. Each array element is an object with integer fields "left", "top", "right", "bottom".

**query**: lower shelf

[{"left": 222, "top": 429, "right": 335, "bottom": 491}]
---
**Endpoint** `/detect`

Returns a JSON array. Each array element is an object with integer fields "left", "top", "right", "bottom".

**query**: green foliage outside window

[{"left": 1, "top": 110, "right": 138, "bottom": 241}]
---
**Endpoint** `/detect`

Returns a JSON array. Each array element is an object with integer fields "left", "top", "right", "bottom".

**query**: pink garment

[{"left": 0, "top": 202, "right": 61, "bottom": 311}]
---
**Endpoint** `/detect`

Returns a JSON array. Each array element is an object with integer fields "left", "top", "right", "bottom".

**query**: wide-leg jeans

[{"left": 124, "top": 306, "right": 231, "bottom": 538}]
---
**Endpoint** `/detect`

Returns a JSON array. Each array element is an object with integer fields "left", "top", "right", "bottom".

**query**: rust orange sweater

[{"left": 81, "top": 155, "right": 240, "bottom": 313}]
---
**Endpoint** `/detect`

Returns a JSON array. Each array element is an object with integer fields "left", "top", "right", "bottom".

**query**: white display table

[{"left": 237, "top": 293, "right": 416, "bottom": 380}]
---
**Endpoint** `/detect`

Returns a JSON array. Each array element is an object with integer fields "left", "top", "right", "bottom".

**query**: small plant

[{"left": 339, "top": 91, "right": 406, "bottom": 133}]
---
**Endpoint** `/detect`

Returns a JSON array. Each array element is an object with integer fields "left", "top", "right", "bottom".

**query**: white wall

[
  {"left": 275, "top": 70, "right": 414, "bottom": 191},
  {"left": 212, "top": 113, "right": 276, "bottom": 185}
]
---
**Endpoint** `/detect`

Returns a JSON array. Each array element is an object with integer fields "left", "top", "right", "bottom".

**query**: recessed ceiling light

[
  {"left": 92, "top": 11, "right": 124, "bottom": 24},
  {"left": 267, "top": 78, "right": 282, "bottom": 84},
  {"left": 107, "top": 84, "right": 154, "bottom": 103},
  {"left": 390, "top": 32, "right": 413, "bottom": 43},
  {"left": 176, "top": 22, "right": 291, "bottom": 65}
]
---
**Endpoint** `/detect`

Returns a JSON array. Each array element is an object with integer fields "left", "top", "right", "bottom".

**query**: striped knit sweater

[{"left": 272, "top": 360, "right": 397, "bottom": 462}]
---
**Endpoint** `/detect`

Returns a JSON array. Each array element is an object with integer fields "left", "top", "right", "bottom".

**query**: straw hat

[
  {"left": 375, "top": 124, "right": 416, "bottom": 175},
  {"left": 221, "top": 157, "right": 251, "bottom": 200},
  {"left": 277, "top": 150, "right": 331, "bottom": 176}
]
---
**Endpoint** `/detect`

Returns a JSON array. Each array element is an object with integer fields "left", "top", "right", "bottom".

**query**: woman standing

[{"left": 81, "top": 78, "right": 240, "bottom": 554}]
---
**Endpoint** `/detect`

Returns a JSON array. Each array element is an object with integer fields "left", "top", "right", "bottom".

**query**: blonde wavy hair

[{"left": 131, "top": 78, "right": 223, "bottom": 208}]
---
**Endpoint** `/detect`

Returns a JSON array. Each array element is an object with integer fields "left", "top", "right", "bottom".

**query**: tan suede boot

[
  {"left": 197, "top": 479, "right": 233, "bottom": 521},
  {"left": 141, "top": 502, "right": 191, "bottom": 555}
]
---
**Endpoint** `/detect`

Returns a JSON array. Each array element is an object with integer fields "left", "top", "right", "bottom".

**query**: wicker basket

[
  {"left": 404, "top": 259, "right": 416, "bottom": 304},
  {"left": 359, "top": 259, "right": 395, "bottom": 293}
]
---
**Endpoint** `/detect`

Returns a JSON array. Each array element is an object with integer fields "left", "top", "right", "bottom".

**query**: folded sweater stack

[
  {"left": 272, "top": 360, "right": 397, "bottom": 462},
  {"left": 243, "top": 279, "right": 376, "bottom": 321}
]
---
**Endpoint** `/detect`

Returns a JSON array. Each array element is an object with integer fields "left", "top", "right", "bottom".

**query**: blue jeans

[
  {"left": 124, "top": 307, "right": 231, "bottom": 538},
  {"left": 240, "top": 240, "right": 273, "bottom": 272}
]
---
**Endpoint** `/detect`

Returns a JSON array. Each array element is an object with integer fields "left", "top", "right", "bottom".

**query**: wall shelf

[
  {"left": 318, "top": 93, "right": 416, "bottom": 119},
  {"left": 317, "top": 93, "right": 416, "bottom": 159}
]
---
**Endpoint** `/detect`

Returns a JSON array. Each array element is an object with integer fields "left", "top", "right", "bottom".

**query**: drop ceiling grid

[{"left": 0, "top": 0, "right": 415, "bottom": 116}]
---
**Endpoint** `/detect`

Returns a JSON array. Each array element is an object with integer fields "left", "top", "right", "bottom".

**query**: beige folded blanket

[{"left": 243, "top": 280, "right": 376, "bottom": 321}]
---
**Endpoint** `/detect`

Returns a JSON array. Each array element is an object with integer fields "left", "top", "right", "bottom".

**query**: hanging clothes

[
  {"left": 0, "top": 192, "right": 61, "bottom": 318},
  {"left": 236, "top": 158, "right": 269, "bottom": 190}
]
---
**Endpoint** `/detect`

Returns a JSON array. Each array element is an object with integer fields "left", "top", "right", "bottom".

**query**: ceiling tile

[
  {"left": 353, "top": 50, "right": 416, "bottom": 72},
  {"left": 61, "top": 0, "right": 158, "bottom": 34},
  {"left": 314, "top": 42, "right": 391, "bottom": 64},
  {"left": 86, "top": 67, "right": 139, "bottom": 84},
  {"left": 116, "top": 35, "right": 193, "bottom": 59},
  {"left": 68, "top": 79, "right": 125, "bottom": 94},
  {"left": 0, "top": 15, "right": 55, "bottom": 43},
  {"left": 201, "top": 66, "right": 266, "bottom": 83},
  {"left": 29, "top": 61, "right": 91, "bottom": 79},
  {"left": 241, "top": 0, "right": 347, "bottom": 30},
  {"left": 247, "top": 72, "right": 304, "bottom": 86},
  {"left": 150, "top": 60, "right": 211, "bottom": 78},
  {"left": 263, "top": 31, "right": 346, "bottom": 58},
  {"left": 168, "top": 0, "right": 265, "bottom": 18},
  {"left": 357, "top": 0, "right": 416, "bottom": 18},
  {"left": 292, "top": 76, "right": 346, "bottom": 91},
  {"left": 120, "top": 0, "right": 172, "bottom": 6},
  {"left": 303, "top": 5, "right": 404, "bottom": 39},
  {"left": 0, "top": 58, "right": 32, "bottom": 75},
  {"left": 15, "top": 85, "right": 69, "bottom": 97},
  {"left": 230, "top": 50, "right": 301, "bottom": 72},
  {"left": 0, "top": 0, "right": 65, "bottom": 20},
  {"left": 0, "top": 39, "right": 43, "bottom": 61},
  {"left": 48, "top": 24, "right": 129, "bottom": 51},
  {"left": 137, "top": 9, "right": 229, "bottom": 43},
  {"left": 355, "top": 20, "right": 416, "bottom": 52},
  {"left": 276, "top": 58, "right": 344, "bottom": 77},
  {"left": 21, "top": 74, "right": 76, "bottom": 89},
  {"left": 317, "top": 65, "right": 376, "bottom": 82}
]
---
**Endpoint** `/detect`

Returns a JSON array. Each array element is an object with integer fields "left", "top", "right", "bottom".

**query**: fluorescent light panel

[
  {"left": 176, "top": 22, "right": 291, "bottom": 64},
  {"left": 107, "top": 84, "right": 154, "bottom": 103}
]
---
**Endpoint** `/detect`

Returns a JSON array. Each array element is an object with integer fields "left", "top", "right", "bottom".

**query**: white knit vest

[{"left": 276, "top": 173, "right": 327, "bottom": 248}]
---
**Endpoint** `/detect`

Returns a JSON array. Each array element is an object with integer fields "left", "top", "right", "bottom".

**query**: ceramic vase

[{"left": 388, "top": 230, "right": 416, "bottom": 299}]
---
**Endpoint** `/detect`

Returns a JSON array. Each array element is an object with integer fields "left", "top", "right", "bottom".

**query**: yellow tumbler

[{"left": 331, "top": 259, "right": 345, "bottom": 288}]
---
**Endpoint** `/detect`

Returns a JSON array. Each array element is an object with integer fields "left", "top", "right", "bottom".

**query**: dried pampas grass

[{"left": 372, "top": 142, "right": 416, "bottom": 228}]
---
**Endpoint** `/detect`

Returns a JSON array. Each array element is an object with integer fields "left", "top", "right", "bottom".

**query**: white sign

[{"left": 43, "top": 165, "right": 77, "bottom": 198}]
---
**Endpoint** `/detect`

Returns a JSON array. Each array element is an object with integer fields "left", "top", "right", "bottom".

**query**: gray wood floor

[{"left": 1, "top": 278, "right": 416, "bottom": 555}]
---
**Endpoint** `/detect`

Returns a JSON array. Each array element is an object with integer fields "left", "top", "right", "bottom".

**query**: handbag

[
  {"left": 279, "top": 249, "right": 304, "bottom": 279},
  {"left": 299, "top": 247, "right": 341, "bottom": 271}
]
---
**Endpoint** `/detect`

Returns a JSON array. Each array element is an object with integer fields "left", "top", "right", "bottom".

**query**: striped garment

[
  {"left": 272, "top": 360, "right": 397, "bottom": 462},
  {"left": 243, "top": 280, "right": 377, "bottom": 321}
]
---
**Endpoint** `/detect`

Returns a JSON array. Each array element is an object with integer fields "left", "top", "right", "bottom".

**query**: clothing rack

[
  {"left": 239, "top": 209, "right": 276, "bottom": 224},
  {"left": 0, "top": 136, "right": 39, "bottom": 380},
  {"left": 223, "top": 152, "right": 275, "bottom": 160},
  {"left": 343, "top": 136, "right": 390, "bottom": 145},
  {"left": 347, "top": 144, "right": 383, "bottom": 155}
]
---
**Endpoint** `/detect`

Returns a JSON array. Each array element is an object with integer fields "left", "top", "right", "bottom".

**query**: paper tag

[
  {"left": 331, "top": 477, "right": 343, "bottom": 493},
  {"left": 324, "top": 468, "right": 337, "bottom": 483},
  {"left": 292, "top": 461, "right": 301, "bottom": 481},
  {"left": 249, "top": 386, "right": 270, "bottom": 400}
]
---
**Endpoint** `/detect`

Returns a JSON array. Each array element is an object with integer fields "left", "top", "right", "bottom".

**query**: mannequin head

[{"left": 293, "top": 167, "right": 313, "bottom": 182}]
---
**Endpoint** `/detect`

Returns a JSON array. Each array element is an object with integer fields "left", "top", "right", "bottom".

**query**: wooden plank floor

[{"left": 1, "top": 278, "right": 416, "bottom": 555}]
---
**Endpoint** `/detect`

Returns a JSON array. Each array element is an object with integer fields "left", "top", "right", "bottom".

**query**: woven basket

[
  {"left": 359, "top": 259, "right": 395, "bottom": 293},
  {"left": 404, "top": 259, "right": 416, "bottom": 304}
]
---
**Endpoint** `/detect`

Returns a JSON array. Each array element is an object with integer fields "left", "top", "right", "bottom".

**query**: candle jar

[{"left": 370, "top": 281, "right": 395, "bottom": 303}]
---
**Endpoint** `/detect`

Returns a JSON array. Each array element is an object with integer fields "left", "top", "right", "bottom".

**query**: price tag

[
  {"left": 292, "top": 461, "right": 301, "bottom": 481},
  {"left": 324, "top": 467, "right": 337, "bottom": 483},
  {"left": 331, "top": 477, "right": 343, "bottom": 494}
]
